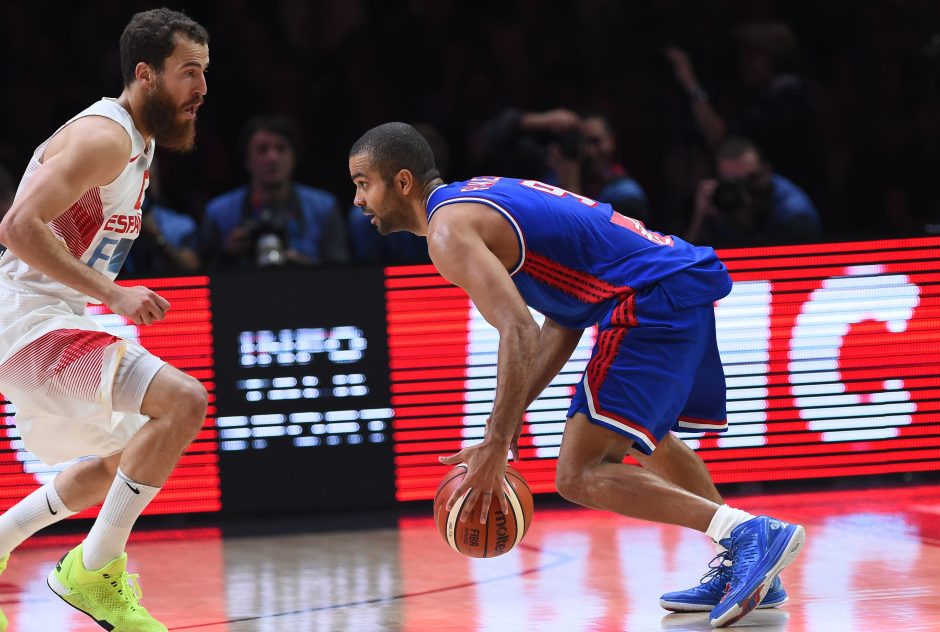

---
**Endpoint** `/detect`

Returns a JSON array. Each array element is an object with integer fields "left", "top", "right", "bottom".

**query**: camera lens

[{"left": 711, "top": 181, "right": 748, "bottom": 214}]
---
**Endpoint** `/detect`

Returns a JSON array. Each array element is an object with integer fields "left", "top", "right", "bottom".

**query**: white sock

[
  {"left": 0, "top": 480, "right": 77, "bottom": 557},
  {"left": 82, "top": 469, "right": 160, "bottom": 571},
  {"left": 706, "top": 504, "right": 755, "bottom": 545}
]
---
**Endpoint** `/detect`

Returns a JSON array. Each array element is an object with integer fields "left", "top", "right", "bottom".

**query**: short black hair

[
  {"left": 716, "top": 136, "right": 762, "bottom": 161},
  {"left": 120, "top": 8, "right": 209, "bottom": 87},
  {"left": 239, "top": 115, "right": 300, "bottom": 159},
  {"left": 349, "top": 122, "right": 440, "bottom": 185}
]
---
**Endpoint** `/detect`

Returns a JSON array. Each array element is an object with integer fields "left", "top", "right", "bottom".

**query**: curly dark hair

[{"left": 119, "top": 8, "right": 209, "bottom": 87}]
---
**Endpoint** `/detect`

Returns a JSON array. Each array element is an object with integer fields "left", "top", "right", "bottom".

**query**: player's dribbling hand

[
  {"left": 107, "top": 285, "right": 170, "bottom": 326},
  {"left": 439, "top": 440, "right": 511, "bottom": 525}
]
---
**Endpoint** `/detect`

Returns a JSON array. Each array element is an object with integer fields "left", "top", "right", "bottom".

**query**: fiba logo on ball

[{"left": 433, "top": 464, "right": 535, "bottom": 558}]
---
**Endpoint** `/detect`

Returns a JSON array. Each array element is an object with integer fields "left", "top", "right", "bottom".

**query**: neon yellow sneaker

[
  {"left": 47, "top": 544, "right": 166, "bottom": 632},
  {"left": 0, "top": 553, "right": 8, "bottom": 632}
]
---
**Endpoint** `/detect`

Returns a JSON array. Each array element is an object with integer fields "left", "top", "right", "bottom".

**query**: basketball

[{"left": 433, "top": 464, "right": 534, "bottom": 558}]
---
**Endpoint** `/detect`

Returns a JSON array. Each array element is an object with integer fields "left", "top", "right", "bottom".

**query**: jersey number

[
  {"left": 134, "top": 170, "right": 150, "bottom": 210},
  {"left": 609, "top": 213, "right": 674, "bottom": 246},
  {"left": 521, "top": 179, "right": 672, "bottom": 246},
  {"left": 519, "top": 180, "right": 599, "bottom": 207}
]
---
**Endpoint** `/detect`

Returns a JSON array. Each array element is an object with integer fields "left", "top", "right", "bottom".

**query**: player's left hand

[{"left": 439, "top": 440, "right": 510, "bottom": 524}]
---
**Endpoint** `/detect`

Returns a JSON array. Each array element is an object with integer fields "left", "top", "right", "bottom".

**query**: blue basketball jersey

[{"left": 427, "top": 176, "right": 732, "bottom": 329}]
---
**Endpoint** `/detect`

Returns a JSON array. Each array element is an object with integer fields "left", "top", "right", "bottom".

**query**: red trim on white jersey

[
  {"left": 49, "top": 188, "right": 105, "bottom": 259},
  {"left": 0, "top": 329, "right": 119, "bottom": 400}
]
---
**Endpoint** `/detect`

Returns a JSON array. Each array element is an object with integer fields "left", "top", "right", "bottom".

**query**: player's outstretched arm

[
  {"left": 524, "top": 318, "right": 583, "bottom": 409},
  {"left": 503, "top": 318, "right": 584, "bottom": 458},
  {"left": 430, "top": 203, "right": 540, "bottom": 522},
  {"left": 0, "top": 117, "right": 168, "bottom": 325}
]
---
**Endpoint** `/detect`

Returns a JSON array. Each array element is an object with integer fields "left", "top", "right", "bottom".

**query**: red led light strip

[{"left": 387, "top": 238, "right": 940, "bottom": 500}]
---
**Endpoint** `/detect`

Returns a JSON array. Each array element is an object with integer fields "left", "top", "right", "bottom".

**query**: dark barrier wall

[{"left": 2, "top": 236, "right": 939, "bottom": 516}]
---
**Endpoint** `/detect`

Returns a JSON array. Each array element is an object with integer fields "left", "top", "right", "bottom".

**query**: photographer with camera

[
  {"left": 474, "top": 107, "right": 585, "bottom": 189},
  {"left": 202, "top": 115, "right": 349, "bottom": 269},
  {"left": 474, "top": 109, "right": 650, "bottom": 220},
  {"left": 686, "top": 136, "right": 821, "bottom": 247}
]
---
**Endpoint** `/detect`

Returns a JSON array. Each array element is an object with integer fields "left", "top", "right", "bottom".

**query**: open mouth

[{"left": 182, "top": 103, "right": 201, "bottom": 119}]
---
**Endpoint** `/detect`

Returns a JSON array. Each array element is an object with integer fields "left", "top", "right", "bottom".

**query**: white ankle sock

[
  {"left": 0, "top": 480, "right": 77, "bottom": 557},
  {"left": 82, "top": 469, "right": 160, "bottom": 571},
  {"left": 706, "top": 504, "right": 755, "bottom": 544}
]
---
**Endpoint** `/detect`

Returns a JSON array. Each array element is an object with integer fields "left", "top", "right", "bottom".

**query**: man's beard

[{"left": 140, "top": 80, "right": 199, "bottom": 152}]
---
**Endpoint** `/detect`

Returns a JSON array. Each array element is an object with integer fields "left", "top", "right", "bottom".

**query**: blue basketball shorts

[{"left": 567, "top": 281, "right": 728, "bottom": 455}]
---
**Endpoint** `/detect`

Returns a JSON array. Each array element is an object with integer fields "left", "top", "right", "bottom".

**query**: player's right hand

[{"left": 107, "top": 285, "right": 170, "bottom": 326}]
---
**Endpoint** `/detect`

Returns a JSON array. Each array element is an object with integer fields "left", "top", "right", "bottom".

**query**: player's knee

[
  {"left": 175, "top": 375, "right": 208, "bottom": 435},
  {"left": 554, "top": 465, "right": 587, "bottom": 504}
]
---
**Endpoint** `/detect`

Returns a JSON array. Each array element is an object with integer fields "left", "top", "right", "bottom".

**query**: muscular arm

[
  {"left": 0, "top": 116, "right": 168, "bottom": 324},
  {"left": 0, "top": 117, "right": 130, "bottom": 303},
  {"left": 428, "top": 204, "right": 540, "bottom": 450},
  {"left": 524, "top": 318, "right": 584, "bottom": 407}
]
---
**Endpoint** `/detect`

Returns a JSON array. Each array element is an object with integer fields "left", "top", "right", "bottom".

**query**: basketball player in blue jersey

[{"left": 350, "top": 123, "right": 805, "bottom": 627}]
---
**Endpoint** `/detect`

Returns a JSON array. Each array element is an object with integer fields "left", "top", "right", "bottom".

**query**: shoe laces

[
  {"left": 728, "top": 527, "right": 761, "bottom": 583},
  {"left": 102, "top": 570, "right": 144, "bottom": 609},
  {"left": 700, "top": 550, "right": 733, "bottom": 587}
]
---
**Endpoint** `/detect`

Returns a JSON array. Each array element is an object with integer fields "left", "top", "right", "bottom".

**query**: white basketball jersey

[{"left": 0, "top": 98, "right": 155, "bottom": 305}]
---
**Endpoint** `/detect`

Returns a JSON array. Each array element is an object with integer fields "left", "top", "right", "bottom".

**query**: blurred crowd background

[{"left": 1, "top": 0, "right": 939, "bottom": 275}]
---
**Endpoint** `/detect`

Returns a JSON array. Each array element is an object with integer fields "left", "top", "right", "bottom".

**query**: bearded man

[{"left": 0, "top": 8, "right": 210, "bottom": 631}]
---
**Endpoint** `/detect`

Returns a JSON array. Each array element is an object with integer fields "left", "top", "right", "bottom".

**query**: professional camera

[
  {"left": 242, "top": 209, "right": 290, "bottom": 267},
  {"left": 711, "top": 179, "right": 753, "bottom": 214}
]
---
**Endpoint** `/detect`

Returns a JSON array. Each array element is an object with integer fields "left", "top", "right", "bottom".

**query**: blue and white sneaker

[
  {"left": 708, "top": 516, "right": 804, "bottom": 628},
  {"left": 660, "top": 551, "right": 788, "bottom": 612}
]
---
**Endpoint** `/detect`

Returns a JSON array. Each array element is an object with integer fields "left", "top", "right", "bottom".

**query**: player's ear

[
  {"left": 396, "top": 169, "right": 414, "bottom": 195},
  {"left": 135, "top": 62, "right": 156, "bottom": 88}
]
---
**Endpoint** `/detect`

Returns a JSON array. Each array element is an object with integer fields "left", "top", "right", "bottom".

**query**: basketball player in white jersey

[{"left": 0, "top": 9, "right": 208, "bottom": 631}]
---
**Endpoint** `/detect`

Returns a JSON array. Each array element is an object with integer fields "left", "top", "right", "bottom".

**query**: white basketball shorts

[{"left": 0, "top": 279, "right": 165, "bottom": 465}]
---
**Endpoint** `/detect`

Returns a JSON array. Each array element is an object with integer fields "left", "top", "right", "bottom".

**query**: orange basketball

[{"left": 433, "top": 464, "right": 535, "bottom": 558}]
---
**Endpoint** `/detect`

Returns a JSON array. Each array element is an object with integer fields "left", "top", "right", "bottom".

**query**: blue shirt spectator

[
  {"left": 686, "top": 136, "right": 822, "bottom": 247},
  {"left": 582, "top": 115, "right": 652, "bottom": 222},
  {"left": 124, "top": 200, "right": 201, "bottom": 277},
  {"left": 201, "top": 116, "right": 349, "bottom": 268},
  {"left": 767, "top": 173, "right": 821, "bottom": 236},
  {"left": 203, "top": 184, "right": 349, "bottom": 268}
]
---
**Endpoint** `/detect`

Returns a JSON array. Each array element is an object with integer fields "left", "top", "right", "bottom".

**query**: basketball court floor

[{"left": 1, "top": 481, "right": 939, "bottom": 631}]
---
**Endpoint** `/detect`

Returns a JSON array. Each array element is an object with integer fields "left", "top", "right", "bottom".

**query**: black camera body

[
  {"left": 711, "top": 180, "right": 753, "bottom": 214},
  {"left": 242, "top": 209, "right": 290, "bottom": 266}
]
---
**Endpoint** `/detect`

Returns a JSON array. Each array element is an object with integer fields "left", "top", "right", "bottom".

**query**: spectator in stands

[
  {"left": 202, "top": 115, "right": 349, "bottom": 268},
  {"left": 346, "top": 124, "right": 434, "bottom": 265},
  {"left": 473, "top": 107, "right": 584, "bottom": 185},
  {"left": 685, "top": 136, "right": 822, "bottom": 247},
  {"left": 665, "top": 22, "right": 826, "bottom": 204},
  {"left": 124, "top": 161, "right": 200, "bottom": 277},
  {"left": 580, "top": 114, "right": 651, "bottom": 222}
]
